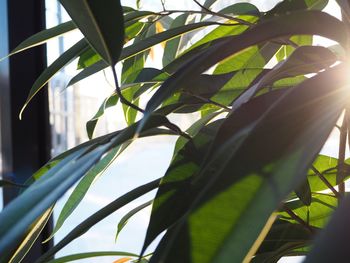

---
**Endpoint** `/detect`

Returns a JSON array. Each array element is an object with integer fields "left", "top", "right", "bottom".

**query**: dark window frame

[{"left": 0, "top": 0, "right": 53, "bottom": 260}]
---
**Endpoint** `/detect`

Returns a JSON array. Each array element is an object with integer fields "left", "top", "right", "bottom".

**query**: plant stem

[
  {"left": 111, "top": 67, "right": 191, "bottom": 140},
  {"left": 337, "top": 111, "right": 347, "bottom": 198},
  {"left": 111, "top": 65, "right": 145, "bottom": 113},
  {"left": 283, "top": 205, "right": 313, "bottom": 233},
  {"left": 183, "top": 90, "right": 231, "bottom": 111},
  {"left": 192, "top": 0, "right": 254, "bottom": 26},
  {"left": 311, "top": 166, "right": 340, "bottom": 199}
]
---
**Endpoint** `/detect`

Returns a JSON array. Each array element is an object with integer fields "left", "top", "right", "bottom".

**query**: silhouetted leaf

[{"left": 59, "top": 0, "right": 124, "bottom": 65}]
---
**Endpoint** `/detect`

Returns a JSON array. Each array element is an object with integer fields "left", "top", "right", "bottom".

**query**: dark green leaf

[
  {"left": 4, "top": 207, "right": 53, "bottom": 263},
  {"left": 265, "top": 0, "right": 329, "bottom": 19},
  {"left": 143, "top": 11, "right": 347, "bottom": 129},
  {"left": 149, "top": 64, "right": 350, "bottom": 263},
  {"left": 254, "top": 219, "right": 317, "bottom": 262},
  {"left": 0, "top": 179, "right": 26, "bottom": 188},
  {"left": 20, "top": 39, "right": 88, "bottom": 119},
  {"left": 115, "top": 200, "right": 152, "bottom": 242},
  {"left": 68, "top": 21, "right": 233, "bottom": 87},
  {"left": 162, "top": 14, "right": 189, "bottom": 67},
  {"left": 295, "top": 179, "right": 312, "bottom": 206},
  {"left": 281, "top": 193, "right": 338, "bottom": 228},
  {"left": 48, "top": 145, "right": 128, "bottom": 241},
  {"left": 219, "top": 3, "right": 260, "bottom": 16},
  {"left": 47, "top": 251, "right": 138, "bottom": 263},
  {"left": 59, "top": 0, "right": 124, "bottom": 65},
  {"left": 86, "top": 94, "right": 119, "bottom": 139},
  {"left": 0, "top": 21, "right": 76, "bottom": 61},
  {"left": 232, "top": 45, "right": 337, "bottom": 110},
  {"left": 35, "top": 178, "right": 162, "bottom": 262},
  {"left": 304, "top": 194, "right": 350, "bottom": 263},
  {"left": 0, "top": 115, "right": 169, "bottom": 256},
  {"left": 143, "top": 90, "right": 286, "bottom": 254}
]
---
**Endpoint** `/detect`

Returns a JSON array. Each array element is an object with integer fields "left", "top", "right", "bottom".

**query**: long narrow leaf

[
  {"left": 48, "top": 251, "right": 138, "bottom": 263},
  {"left": 35, "top": 178, "right": 162, "bottom": 263},
  {"left": 148, "top": 64, "right": 350, "bottom": 263},
  {"left": 0, "top": 21, "right": 76, "bottom": 61},
  {"left": 20, "top": 39, "right": 88, "bottom": 119},
  {"left": 59, "top": 0, "right": 124, "bottom": 65},
  {"left": 141, "top": 11, "right": 347, "bottom": 131}
]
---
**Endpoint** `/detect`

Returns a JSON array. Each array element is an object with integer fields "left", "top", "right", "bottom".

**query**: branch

[
  {"left": 192, "top": 0, "right": 254, "bottom": 26},
  {"left": 311, "top": 166, "right": 341, "bottom": 199},
  {"left": 111, "top": 66, "right": 145, "bottom": 113},
  {"left": 337, "top": 111, "right": 347, "bottom": 198},
  {"left": 283, "top": 205, "right": 314, "bottom": 233},
  {"left": 183, "top": 90, "right": 231, "bottom": 111}
]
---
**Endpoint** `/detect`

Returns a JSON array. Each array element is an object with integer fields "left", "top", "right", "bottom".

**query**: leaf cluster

[{"left": 2, "top": 0, "right": 350, "bottom": 262}]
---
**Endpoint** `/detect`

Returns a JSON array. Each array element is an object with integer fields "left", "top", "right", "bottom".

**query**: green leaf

[
  {"left": 214, "top": 42, "right": 280, "bottom": 74},
  {"left": 20, "top": 39, "right": 88, "bottom": 119},
  {"left": 142, "top": 11, "right": 347, "bottom": 129},
  {"left": 304, "top": 194, "right": 350, "bottom": 262},
  {"left": 219, "top": 3, "right": 260, "bottom": 16},
  {"left": 47, "top": 251, "right": 138, "bottom": 263},
  {"left": 173, "top": 111, "right": 222, "bottom": 157},
  {"left": 203, "top": 0, "right": 216, "bottom": 9},
  {"left": 148, "top": 64, "right": 350, "bottom": 263},
  {"left": 184, "top": 18, "right": 255, "bottom": 57},
  {"left": 295, "top": 179, "right": 312, "bottom": 206},
  {"left": 48, "top": 145, "right": 129, "bottom": 241},
  {"left": 232, "top": 45, "right": 337, "bottom": 110},
  {"left": 78, "top": 18, "right": 148, "bottom": 69},
  {"left": 162, "top": 14, "right": 189, "bottom": 67},
  {"left": 35, "top": 178, "right": 162, "bottom": 263},
  {"left": 276, "top": 35, "right": 313, "bottom": 62},
  {"left": 59, "top": 0, "right": 124, "bottom": 65},
  {"left": 0, "top": 21, "right": 76, "bottom": 61},
  {"left": 0, "top": 146, "right": 106, "bottom": 257},
  {"left": 281, "top": 193, "right": 338, "bottom": 228},
  {"left": 307, "top": 155, "right": 350, "bottom": 192},
  {"left": 0, "top": 179, "right": 26, "bottom": 188},
  {"left": 254, "top": 219, "right": 317, "bottom": 262},
  {"left": 265, "top": 0, "right": 329, "bottom": 19},
  {"left": 143, "top": 120, "right": 224, "bottom": 253},
  {"left": 5, "top": 207, "right": 53, "bottom": 263},
  {"left": 68, "top": 21, "right": 231, "bottom": 87},
  {"left": 143, "top": 90, "right": 286, "bottom": 254},
  {"left": 86, "top": 94, "right": 119, "bottom": 139},
  {"left": 0, "top": 114, "right": 169, "bottom": 257},
  {"left": 115, "top": 200, "right": 153, "bottom": 242}
]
